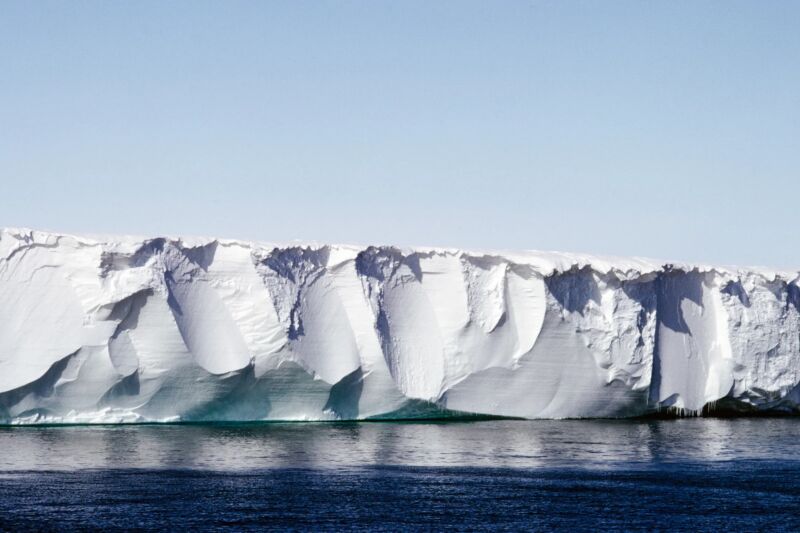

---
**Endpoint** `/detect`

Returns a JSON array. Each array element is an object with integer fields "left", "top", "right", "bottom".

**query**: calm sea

[{"left": 1, "top": 418, "right": 799, "bottom": 531}]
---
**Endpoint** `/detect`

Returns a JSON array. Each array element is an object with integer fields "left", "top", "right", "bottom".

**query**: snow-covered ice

[{"left": 1, "top": 228, "right": 799, "bottom": 424}]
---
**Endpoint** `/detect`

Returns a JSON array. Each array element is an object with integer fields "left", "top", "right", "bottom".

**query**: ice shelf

[{"left": 1, "top": 228, "right": 799, "bottom": 424}]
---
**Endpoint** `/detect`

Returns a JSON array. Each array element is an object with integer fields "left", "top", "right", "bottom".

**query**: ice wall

[{"left": 1, "top": 228, "right": 799, "bottom": 424}]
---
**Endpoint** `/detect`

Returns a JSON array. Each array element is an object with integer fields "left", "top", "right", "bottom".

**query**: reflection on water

[{"left": 1, "top": 418, "right": 799, "bottom": 472}]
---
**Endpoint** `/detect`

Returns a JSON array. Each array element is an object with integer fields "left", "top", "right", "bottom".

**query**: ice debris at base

[{"left": 1, "top": 227, "right": 800, "bottom": 425}]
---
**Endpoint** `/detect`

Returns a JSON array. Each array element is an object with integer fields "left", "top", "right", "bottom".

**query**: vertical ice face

[
  {"left": 356, "top": 248, "right": 449, "bottom": 401},
  {"left": 719, "top": 274, "right": 800, "bottom": 410},
  {"left": 444, "top": 267, "right": 654, "bottom": 419},
  {"left": 651, "top": 270, "right": 734, "bottom": 412},
  {"left": 1, "top": 227, "right": 800, "bottom": 424},
  {"left": 0, "top": 248, "right": 85, "bottom": 393},
  {"left": 256, "top": 246, "right": 362, "bottom": 384}
]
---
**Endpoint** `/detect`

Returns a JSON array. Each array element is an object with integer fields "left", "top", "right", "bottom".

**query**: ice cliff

[{"left": 2, "top": 228, "right": 800, "bottom": 424}]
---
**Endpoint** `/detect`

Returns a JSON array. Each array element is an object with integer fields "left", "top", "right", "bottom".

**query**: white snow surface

[{"left": 2, "top": 227, "right": 800, "bottom": 424}]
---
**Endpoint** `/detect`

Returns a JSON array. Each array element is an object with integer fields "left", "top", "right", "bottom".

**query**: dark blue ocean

[{"left": 1, "top": 418, "right": 799, "bottom": 531}]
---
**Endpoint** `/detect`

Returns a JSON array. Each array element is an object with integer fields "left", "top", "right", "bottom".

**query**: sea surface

[{"left": 1, "top": 418, "right": 799, "bottom": 531}]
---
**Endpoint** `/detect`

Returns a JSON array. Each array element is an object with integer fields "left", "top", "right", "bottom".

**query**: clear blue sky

[{"left": 1, "top": 1, "right": 798, "bottom": 266}]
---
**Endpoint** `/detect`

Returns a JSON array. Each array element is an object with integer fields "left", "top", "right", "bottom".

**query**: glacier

[{"left": 1, "top": 227, "right": 800, "bottom": 424}]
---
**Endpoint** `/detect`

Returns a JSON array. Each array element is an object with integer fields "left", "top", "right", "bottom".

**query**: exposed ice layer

[{"left": 1, "top": 228, "right": 800, "bottom": 424}]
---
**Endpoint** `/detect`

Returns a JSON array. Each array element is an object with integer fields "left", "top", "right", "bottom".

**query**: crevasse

[{"left": 1, "top": 228, "right": 799, "bottom": 424}]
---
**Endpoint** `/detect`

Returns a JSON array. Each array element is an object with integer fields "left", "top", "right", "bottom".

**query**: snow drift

[{"left": 1, "top": 228, "right": 799, "bottom": 424}]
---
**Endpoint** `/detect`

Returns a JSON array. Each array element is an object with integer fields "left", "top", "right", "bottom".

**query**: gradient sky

[{"left": 1, "top": 1, "right": 798, "bottom": 267}]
